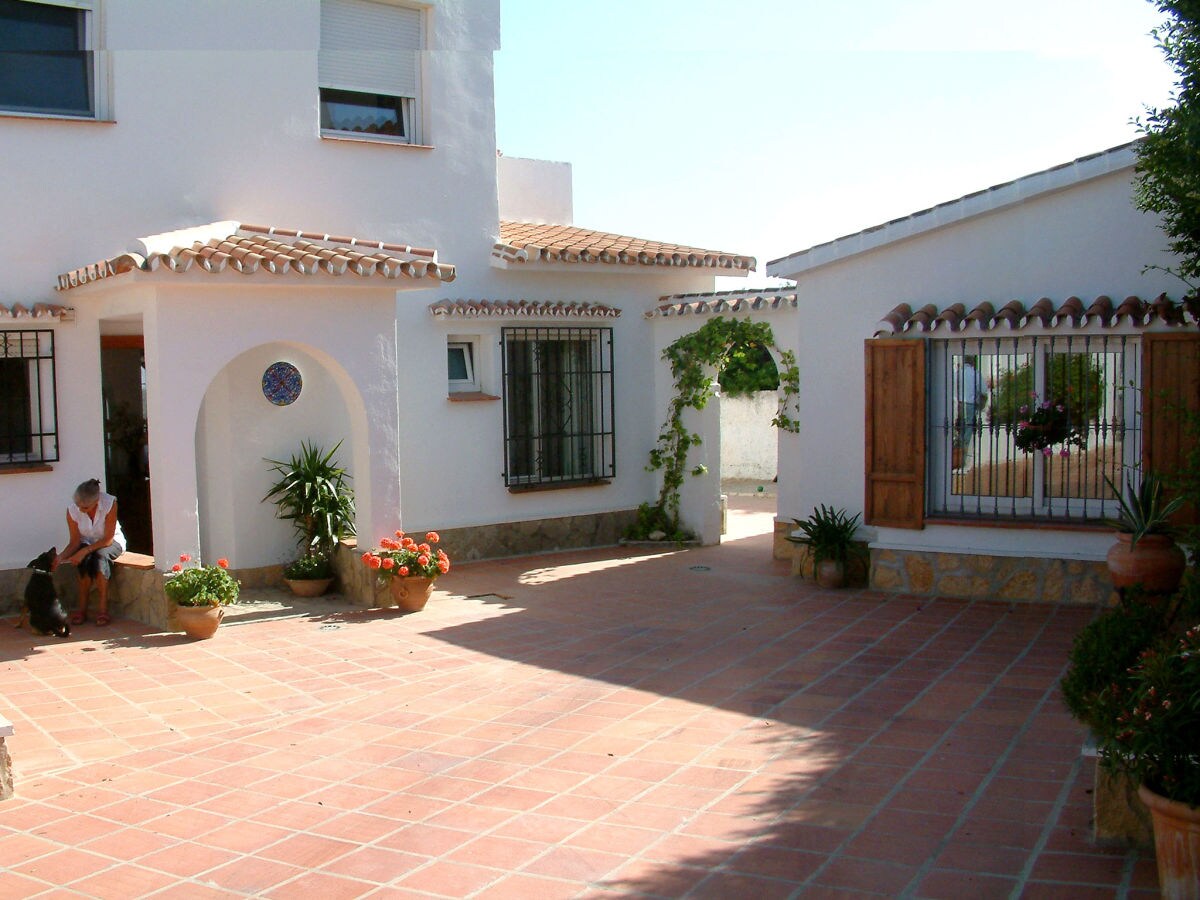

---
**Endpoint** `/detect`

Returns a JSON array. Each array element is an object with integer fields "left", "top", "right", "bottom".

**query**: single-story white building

[{"left": 767, "top": 143, "right": 1199, "bottom": 603}]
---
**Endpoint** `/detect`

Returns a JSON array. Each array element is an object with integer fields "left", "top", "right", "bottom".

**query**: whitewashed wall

[
  {"left": 767, "top": 159, "right": 1182, "bottom": 562},
  {"left": 720, "top": 391, "right": 778, "bottom": 481}
]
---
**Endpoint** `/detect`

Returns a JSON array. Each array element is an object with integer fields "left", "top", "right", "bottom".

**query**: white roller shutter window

[{"left": 320, "top": 0, "right": 421, "bottom": 99}]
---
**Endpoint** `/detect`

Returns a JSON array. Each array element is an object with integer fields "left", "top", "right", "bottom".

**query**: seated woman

[{"left": 57, "top": 479, "right": 126, "bottom": 626}]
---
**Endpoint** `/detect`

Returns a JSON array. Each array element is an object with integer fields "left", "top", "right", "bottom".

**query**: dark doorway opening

[{"left": 101, "top": 335, "right": 152, "bottom": 554}]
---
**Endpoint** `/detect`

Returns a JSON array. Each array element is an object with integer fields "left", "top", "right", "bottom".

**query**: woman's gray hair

[{"left": 73, "top": 478, "right": 102, "bottom": 504}]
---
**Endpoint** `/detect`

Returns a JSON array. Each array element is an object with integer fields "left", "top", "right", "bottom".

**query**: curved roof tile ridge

[
  {"left": 57, "top": 223, "right": 455, "bottom": 291},
  {"left": 870, "top": 294, "right": 1200, "bottom": 337}
]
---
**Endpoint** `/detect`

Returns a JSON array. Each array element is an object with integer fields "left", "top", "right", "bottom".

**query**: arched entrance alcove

[{"left": 194, "top": 341, "right": 369, "bottom": 570}]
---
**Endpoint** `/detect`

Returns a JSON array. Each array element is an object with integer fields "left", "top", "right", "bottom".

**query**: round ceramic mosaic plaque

[{"left": 262, "top": 362, "right": 302, "bottom": 406}]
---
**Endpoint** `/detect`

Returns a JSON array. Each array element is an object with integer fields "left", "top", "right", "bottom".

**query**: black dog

[{"left": 22, "top": 548, "right": 70, "bottom": 638}]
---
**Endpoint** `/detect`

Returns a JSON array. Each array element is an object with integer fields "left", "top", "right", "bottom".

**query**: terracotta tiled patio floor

[{"left": 0, "top": 500, "right": 1158, "bottom": 897}]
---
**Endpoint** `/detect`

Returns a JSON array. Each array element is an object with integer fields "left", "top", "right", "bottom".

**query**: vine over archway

[{"left": 635, "top": 318, "right": 798, "bottom": 538}]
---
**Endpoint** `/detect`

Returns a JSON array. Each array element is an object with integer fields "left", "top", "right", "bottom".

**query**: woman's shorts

[{"left": 79, "top": 542, "right": 124, "bottom": 580}]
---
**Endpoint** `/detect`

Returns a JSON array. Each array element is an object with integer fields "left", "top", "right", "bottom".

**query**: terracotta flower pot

[
  {"left": 1137, "top": 783, "right": 1200, "bottom": 899},
  {"left": 285, "top": 577, "right": 333, "bottom": 598},
  {"left": 175, "top": 604, "right": 224, "bottom": 640},
  {"left": 815, "top": 560, "right": 846, "bottom": 589},
  {"left": 387, "top": 577, "right": 434, "bottom": 613},
  {"left": 1106, "top": 533, "right": 1186, "bottom": 596}
]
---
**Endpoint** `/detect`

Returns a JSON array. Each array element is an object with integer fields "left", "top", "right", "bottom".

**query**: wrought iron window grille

[{"left": 1, "top": 329, "right": 59, "bottom": 465}]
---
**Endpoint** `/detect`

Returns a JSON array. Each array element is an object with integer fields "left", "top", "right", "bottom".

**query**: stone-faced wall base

[
  {"left": 1092, "top": 757, "right": 1153, "bottom": 848},
  {"left": 0, "top": 564, "right": 172, "bottom": 628},
  {"left": 773, "top": 519, "right": 793, "bottom": 561},
  {"left": 335, "top": 509, "right": 641, "bottom": 607},
  {"left": 0, "top": 717, "right": 13, "bottom": 801},
  {"left": 870, "top": 548, "right": 1115, "bottom": 605}
]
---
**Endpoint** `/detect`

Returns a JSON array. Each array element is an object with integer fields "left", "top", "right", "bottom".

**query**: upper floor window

[
  {"left": 1, "top": 329, "right": 59, "bottom": 465},
  {"left": 0, "top": 0, "right": 99, "bottom": 118},
  {"left": 319, "top": 0, "right": 423, "bottom": 144},
  {"left": 501, "top": 326, "right": 615, "bottom": 489}
]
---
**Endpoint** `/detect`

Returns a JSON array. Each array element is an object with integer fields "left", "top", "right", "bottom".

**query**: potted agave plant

[
  {"left": 787, "top": 505, "right": 867, "bottom": 589},
  {"left": 361, "top": 530, "right": 450, "bottom": 613},
  {"left": 1104, "top": 471, "right": 1186, "bottom": 596},
  {"left": 1100, "top": 623, "right": 1200, "bottom": 897},
  {"left": 263, "top": 440, "right": 355, "bottom": 597},
  {"left": 163, "top": 553, "right": 240, "bottom": 639}
]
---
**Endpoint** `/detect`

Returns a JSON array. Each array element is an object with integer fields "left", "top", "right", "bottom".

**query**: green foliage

[
  {"left": 642, "top": 319, "right": 799, "bottom": 531},
  {"left": 1061, "top": 593, "right": 1177, "bottom": 739},
  {"left": 624, "top": 502, "right": 694, "bottom": 542},
  {"left": 1105, "top": 470, "right": 1186, "bottom": 545},
  {"left": 263, "top": 440, "right": 356, "bottom": 556},
  {"left": 786, "top": 505, "right": 867, "bottom": 569},
  {"left": 1162, "top": 405, "right": 1200, "bottom": 561},
  {"left": 1135, "top": 1, "right": 1200, "bottom": 281},
  {"left": 718, "top": 339, "right": 779, "bottom": 396},
  {"left": 284, "top": 554, "right": 332, "bottom": 580},
  {"left": 1102, "top": 622, "right": 1200, "bottom": 804},
  {"left": 988, "top": 354, "right": 1105, "bottom": 431},
  {"left": 163, "top": 556, "right": 240, "bottom": 607}
]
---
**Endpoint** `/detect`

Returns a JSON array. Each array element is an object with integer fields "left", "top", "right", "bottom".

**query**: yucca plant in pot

[
  {"left": 263, "top": 440, "right": 355, "bottom": 596},
  {"left": 786, "top": 505, "right": 867, "bottom": 589},
  {"left": 1104, "top": 471, "right": 1186, "bottom": 596}
]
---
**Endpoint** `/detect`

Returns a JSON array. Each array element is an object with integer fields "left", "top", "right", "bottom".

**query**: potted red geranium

[{"left": 361, "top": 530, "right": 450, "bottom": 612}]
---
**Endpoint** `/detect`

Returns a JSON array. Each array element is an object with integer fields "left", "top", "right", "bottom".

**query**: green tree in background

[
  {"left": 1136, "top": 1, "right": 1200, "bottom": 281},
  {"left": 989, "top": 354, "right": 1106, "bottom": 430},
  {"left": 718, "top": 338, "right": 779, "bottom": 396}
]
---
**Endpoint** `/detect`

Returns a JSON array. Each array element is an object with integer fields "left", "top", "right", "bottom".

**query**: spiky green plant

[{"left": 263, "top": 440, "right": 356, "bottom": 556}]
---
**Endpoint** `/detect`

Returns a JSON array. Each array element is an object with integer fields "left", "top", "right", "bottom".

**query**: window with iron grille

[
  {"left": 928, "top": 334, "right": 1138, "bottom": 522},
  {"left": 501, "top": 326, "right": 615, "bottom": 488},
  {"left": 1, "top": 329, "right": 59, "bottom": 464}
]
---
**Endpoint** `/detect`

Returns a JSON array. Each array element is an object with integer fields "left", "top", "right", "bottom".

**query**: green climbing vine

[{"left": 632, "top": 318, "right": 799, "bottom": 539}]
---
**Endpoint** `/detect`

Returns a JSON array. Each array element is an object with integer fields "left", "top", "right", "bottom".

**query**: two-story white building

[{"left": 0, "top": 0, "right": 758, "bottom": 615}]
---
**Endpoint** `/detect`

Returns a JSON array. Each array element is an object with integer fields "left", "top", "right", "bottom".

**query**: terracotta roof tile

[
  {"left": 0, "top": 302, "right": 73, "bottom": 321},
  {"left": 495, "top": 222, "right": 755, "bottom": 271},
  {"left": 873, "top": 295, "right": 1200, "bottom": 337},
  {"left": 56, "top": 223, "right": 454, "bottom": 292},
  {"left": 646, "top": 287, "right": 798, "bottom": 319},
  {"left": 430, "top": 299, "right": 621, "bottom": 319}
]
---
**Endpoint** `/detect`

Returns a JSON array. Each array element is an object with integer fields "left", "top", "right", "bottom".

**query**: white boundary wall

[{"left": 720, "top": 391, "right": 777, "bottom": 481}]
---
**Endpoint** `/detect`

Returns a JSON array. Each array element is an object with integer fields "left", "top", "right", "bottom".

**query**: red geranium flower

[
  {"left": 394, "top": 530, "right": 405, "bottom": 539},
  {"left": 179, "top": 553, "right": 191, "bottom": 563},
  {"left": 367, "top": 556, "right": 382, "bottom": 569},
  {"left": 417, "top": 555, "right": 430, "bottom": 567},
  {"left": 171, "top": 563, "right": 183, "bottom": 572},
  {"left": 398, "top": 565, "right": 409, "bottom": 576},
  {"left": 217, "top": 558, "right": 229, "bottom": 568},
  {"left": 381, "top": 558, "right": 394, "bottom": 570},
  {"left": 426, "top": 531, "right": 440, "bottom": 543},
  {"left": 418, "top": 543, "right": 431, "bottom": 554}
]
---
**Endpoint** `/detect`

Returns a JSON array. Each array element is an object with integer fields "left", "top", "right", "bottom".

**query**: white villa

[{"left": 0, "top": 0, "right": 793, "bottom": 619}]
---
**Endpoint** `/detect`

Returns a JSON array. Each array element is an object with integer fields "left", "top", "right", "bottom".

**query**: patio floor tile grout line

[{"left": 774, "top": 600, "right": 1060, "bottom": 896}]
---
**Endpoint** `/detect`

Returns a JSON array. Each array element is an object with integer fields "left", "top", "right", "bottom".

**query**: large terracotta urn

[
  {"left": 174, "top": 604, "right": 224, "bottom": 640},
  {"left": 1106, "top": 533, "right": 1186, "bottom": 596},
  {"left": 1138, "top": 784, "right": 1200, "bottom": 899},
  {"left": 387, "top": 577, "right": 434, "bottom": 613}
]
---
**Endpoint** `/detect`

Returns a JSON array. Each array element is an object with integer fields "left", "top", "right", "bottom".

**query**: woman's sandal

[
  {"left": 94, "top": 613, "right": 111, "bottom": 627},
  {"left": 70, "top": 611, "right": 87, "bottom": 625}
]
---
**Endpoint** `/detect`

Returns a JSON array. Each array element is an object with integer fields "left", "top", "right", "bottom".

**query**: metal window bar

[
  {"left": 0, "top": 329, "right": 59, "bottom": 464},
  {"left": 928, "top": 334, "right": 1139, "bottom": 523},
  {"left": 501, "top": 326, "right": 615, "bottom": 487}
]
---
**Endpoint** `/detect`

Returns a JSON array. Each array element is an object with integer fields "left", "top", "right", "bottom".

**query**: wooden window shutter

[
  {"left": 1143, "top": 332, "right": 1200, "bottom": 527},
  {"left": 864, "top": 339, "right": 926, "bottom": 528}
]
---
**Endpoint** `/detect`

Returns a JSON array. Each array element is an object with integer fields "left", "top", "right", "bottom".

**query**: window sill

[
  {"left": 448, "top": 392, "right": 499, "bottom": 403},
  {"left": 925, "top": 516, "right": 1112, "bottom": 533},
  {"left": 320, "top": 132, "right": 433, "bottom": 150},
  {"left": 508, "top": 478, "right": 611, "bottom": 494},
  {"left": 0, "top": 463, "right": 54, "bottom": 475},
  {"left": 0, "top": 111, "right": 113, "bottom": 124}
]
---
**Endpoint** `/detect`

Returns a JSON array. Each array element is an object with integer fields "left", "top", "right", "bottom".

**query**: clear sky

[{"left": 494, "top": 1, "right": 1177, "bottom": 285}]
